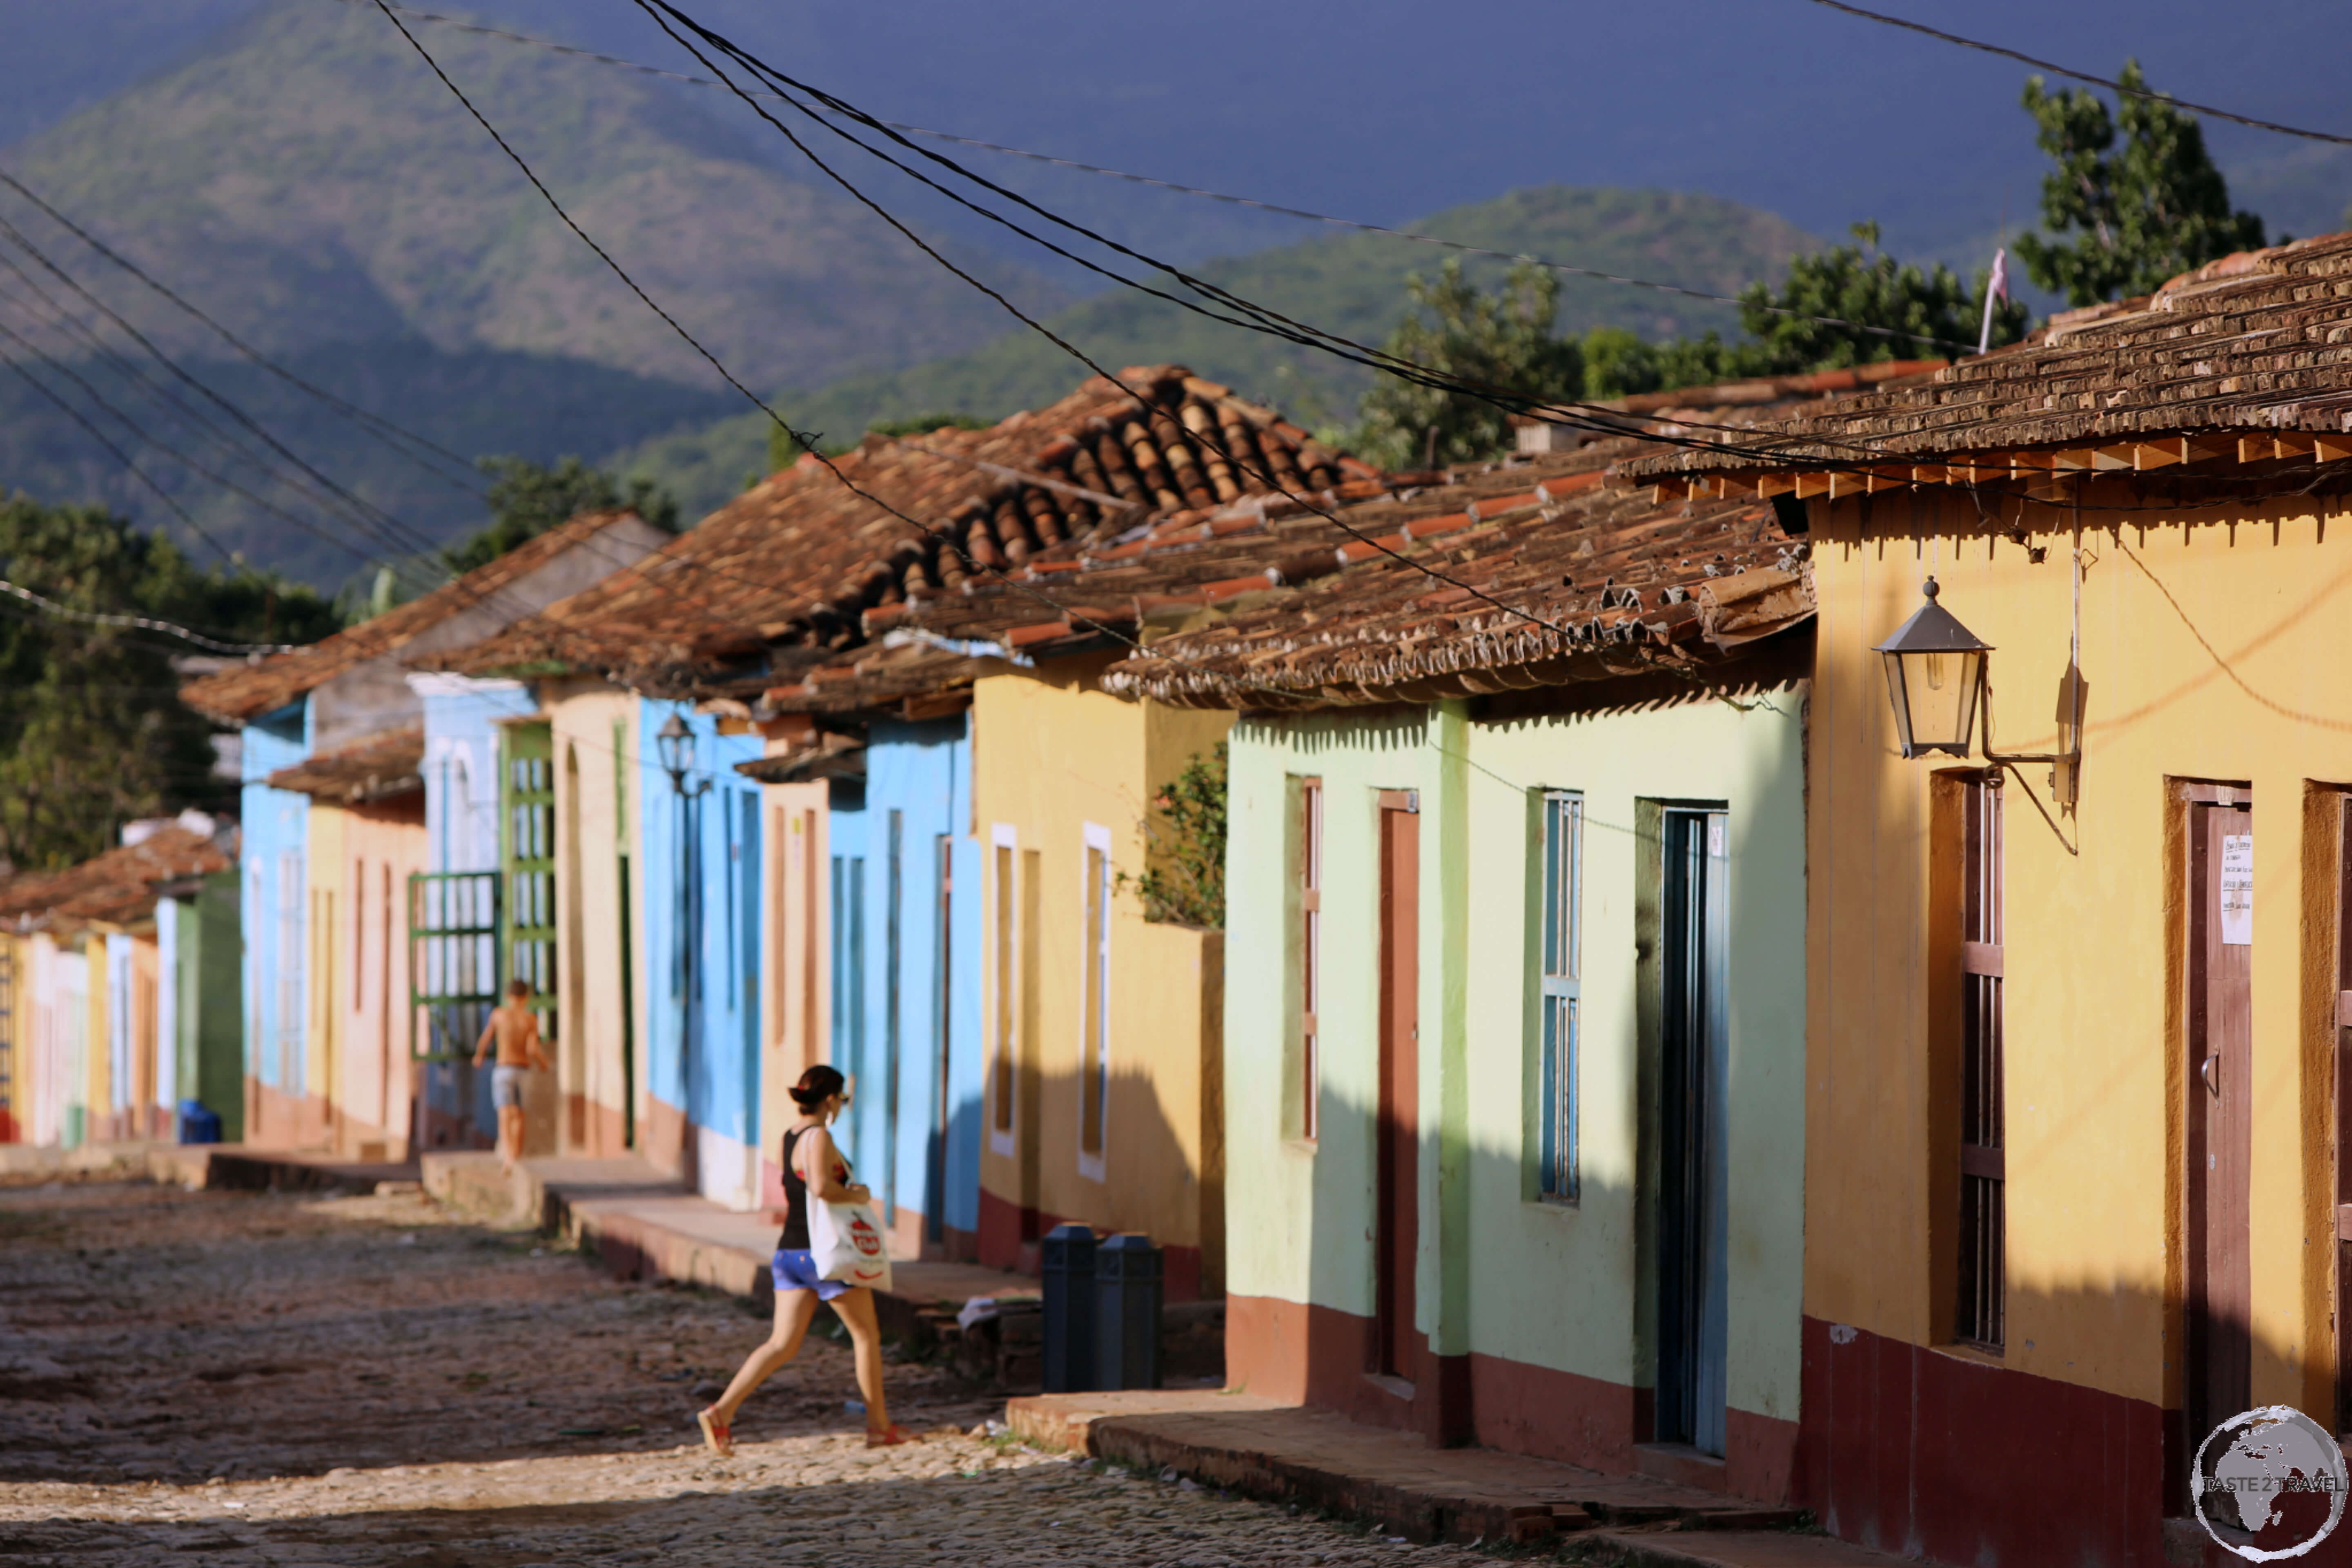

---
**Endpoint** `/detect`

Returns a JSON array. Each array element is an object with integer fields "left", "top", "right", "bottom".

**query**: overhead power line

[
  {"left": 0, "top": 167, "right": 485, "bottom": 489},
  {"left": 1801, "top": 0, "right": 2352, "bottom": 147},
  {"left": 363, "top": 0, "right": 1975, "bottom": 354},
  {"left": 0, "top": 574, "right": 294, "bottom": 654}
]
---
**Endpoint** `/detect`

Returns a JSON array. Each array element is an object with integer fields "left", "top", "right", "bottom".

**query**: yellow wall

[
  {"left": 1809, "top": 486, "right": 2352, "bottom": 1417},
  {"left": 972, "top": 659, "right": 1232, "bottom": 1270},
  {"left": 756, "top": 775, "right": 830, "bottom": 1205},
  {"left": 548, "top": 684, "right": 648, "bottom": 1155}
]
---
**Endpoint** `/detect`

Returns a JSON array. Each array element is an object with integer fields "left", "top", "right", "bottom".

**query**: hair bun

[{"left": 788, "top": 1064, "right": 846, "bottom": 1110}]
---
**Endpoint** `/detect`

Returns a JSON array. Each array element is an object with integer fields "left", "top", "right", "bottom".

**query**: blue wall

[
  {"left": 637, "top": 701, "right": 764, "bottom": 1163},
  {"left": 831, "top": 717, "right": 984, "bottom": 1242},
  {"left": 240, "top": 703, "right": 310, "bottom": 1101}
]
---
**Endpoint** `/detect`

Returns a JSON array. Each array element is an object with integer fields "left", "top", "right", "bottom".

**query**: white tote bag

[{"left": 807, "top": 1198, "right": 893, "bottom": 1292}]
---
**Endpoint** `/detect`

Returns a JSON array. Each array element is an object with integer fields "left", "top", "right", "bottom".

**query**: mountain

[
  {"left": 610, "top": 185, "right": 1820, "bottom": 521},
  {"left": 1, "top": 0, "right": 1067, "bottom": 388},
  {"left": 0, "top": 0, "right": 1075, "bottom": 584}
]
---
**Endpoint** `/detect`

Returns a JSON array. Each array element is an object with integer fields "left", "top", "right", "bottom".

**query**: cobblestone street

[{"left": 0, "top": 1179, "right": 1492, "bottom": 1566}]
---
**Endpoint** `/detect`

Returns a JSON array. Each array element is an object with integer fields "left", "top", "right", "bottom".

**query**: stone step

[{"left": 1009, "top": 1392, "right": 1869, "bottom": 1559}]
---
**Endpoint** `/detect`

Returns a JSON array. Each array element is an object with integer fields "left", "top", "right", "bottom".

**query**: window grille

[
  {"left": 1300, "top": 780, "right": 1323, "bottom": 1141},
  {"left": 1956, "top": 776, "right": 2006, "bottom": 1349}
]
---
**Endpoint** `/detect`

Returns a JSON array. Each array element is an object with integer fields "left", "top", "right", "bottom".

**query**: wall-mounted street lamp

[
  {"left": 1874, "top": 577, "right": 1988, "bottom": 759},
  {"left": 1876, "top": 576, "right": 2083, "bottom": 807},
  {"left": 655, "top": 712, "right": 711, "bottom": 800}
]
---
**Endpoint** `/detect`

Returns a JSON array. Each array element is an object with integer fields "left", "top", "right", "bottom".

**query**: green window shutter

[{"left": 502, "top": 721, "right": 558, "bottom": 1042}]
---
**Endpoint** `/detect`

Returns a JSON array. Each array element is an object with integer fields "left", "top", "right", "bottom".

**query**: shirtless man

[{"left": 472, "top": 979, "right": 551, "bottom": 1175}]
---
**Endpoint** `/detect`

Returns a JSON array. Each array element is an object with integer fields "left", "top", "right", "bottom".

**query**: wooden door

[
  {"left": 1376, "top": 792, "right": 1421, "bottom": 1382},
  {"left": 2186, "top": 787, "right": 2254, "bottom": 1441},
  {"left": 2333, "top": 797, "right": 2352, "bottom": 1433}
]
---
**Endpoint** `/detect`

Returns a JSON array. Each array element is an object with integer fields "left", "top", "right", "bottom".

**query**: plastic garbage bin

[
  {"left": 1093, "top": 1232, "right": 1163, "bottom": 1391},
  {"left": 1041, "top": 1223, "right": 1098, "bottom": 1392},
  {"left": 177, "top": 1099, "right": 222, "bottom": 1145}
]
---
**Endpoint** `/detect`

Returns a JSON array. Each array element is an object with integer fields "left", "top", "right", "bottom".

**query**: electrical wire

[
  {"left": 0, "top": 250, "right": 447, "bottom": 587},
  {"left": 1800, "top": 0, "right": 2352, "bottom": 147},
  {"left": 0, "top": 316, "right": 451, "bottom": 582},
  {"left": 0, "top": 345, "right": 234, "bottom": 562},
  {"left": 359, "top": 0, "right": 1978, "bottom": 355},
  {"left": 0, "top": 167, "right": 485, "bottom": 489},
  {"left": 0, "top": 575, "right": 294, "bottom": 655}
]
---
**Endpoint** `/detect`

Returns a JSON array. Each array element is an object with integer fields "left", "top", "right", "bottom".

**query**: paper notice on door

[{"left": 2220, "top": 833, "right": 2253, "bottom": 945}]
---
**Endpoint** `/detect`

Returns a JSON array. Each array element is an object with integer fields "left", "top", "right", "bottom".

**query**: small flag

[{"left": 1978, "top": 247, "right": 2010, "bottom": 356}]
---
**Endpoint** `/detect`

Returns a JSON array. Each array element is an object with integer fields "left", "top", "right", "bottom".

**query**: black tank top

[{"left": 776, "top": 1125, "right": 848, "bottom": 1250}]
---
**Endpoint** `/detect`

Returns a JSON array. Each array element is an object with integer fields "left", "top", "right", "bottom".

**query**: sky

[{"left": 4, "top": 0, "right": 2346, "bottom": 277}]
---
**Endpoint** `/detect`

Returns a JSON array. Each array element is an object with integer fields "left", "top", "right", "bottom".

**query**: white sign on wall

[{"left": 2219, "top": 833, "right": 2253, "bottom": 946}]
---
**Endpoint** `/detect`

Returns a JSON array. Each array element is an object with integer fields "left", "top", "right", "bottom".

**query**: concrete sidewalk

[
  {"left": 1009, "top": 1391, "right": 1909, "bottom": 1568},
  {"left": 146, "top": 1143, "right": 419, "bottom": 1196},
  {"left": 418, "top": 1151, "right": 1040, "bottom": 1344}
]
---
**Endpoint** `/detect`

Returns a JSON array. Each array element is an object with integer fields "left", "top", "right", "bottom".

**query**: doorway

[
  {"left": 1657, "top": 808, "right": 1729, "bottom": 1456},
  {"left": 2184, "top": 784, "right": 2253, "bottom": 1444},
  {"left": 1375, "top": 791, "right": 1421, "bottom": 1384}
]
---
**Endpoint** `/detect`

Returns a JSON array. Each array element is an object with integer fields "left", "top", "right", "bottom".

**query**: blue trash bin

[
  {"left": 1042, "top": 1223, "right": 1098, "bottom": 1392},
  {"left": 177, "top": 1099, "right": 222, "bottom": 1145},
  {"left": 1093, "top": 1233, "right": 1163, "bottom": 1391}
]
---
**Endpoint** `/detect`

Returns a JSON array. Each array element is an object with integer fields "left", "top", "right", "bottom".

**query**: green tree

[
  {"left": 1352, "top": 259, "right": 1585, "bottom": 470},
  {"left": 1118, "top": 742, "right": 1227, "bottom": 929},
  {"left": 2013, "top": 60, "right": 2267, "bottom": 306},
  {"left": 1583, "top": 225, "right": 2023, "bottom": 399},
  {"left": 0, "top": 497, "right": 336, "bottom": 873},
  {"left": 1737, "top": 221, "right": 2022, "bottom": 370},
  {"left": 441, "top": 456, "right": 679, "bottom": 577}
]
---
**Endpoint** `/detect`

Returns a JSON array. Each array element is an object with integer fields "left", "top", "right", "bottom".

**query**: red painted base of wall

[
  {"left": 979, "top": 1187, "right": 1206, "bottom": 1301},
  {"left": 1799, "top": 1316, "right": 2169, "bottom": 1567},
  {"left": 1227, "top": 1293, "right": 1798, "bottom": 1504}
]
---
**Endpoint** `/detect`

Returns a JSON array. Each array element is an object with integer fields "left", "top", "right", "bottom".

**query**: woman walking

[{"left": 698, "top": 1065, "right": 910, "bottom": 1454}]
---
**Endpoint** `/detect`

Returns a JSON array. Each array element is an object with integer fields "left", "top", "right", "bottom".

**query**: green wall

[
  {"left": 1223, "top": 687, "right": 1808, "bottom": 1426},
  {"left": 175, "top": 871, "right": 244, "bottom": 1142}
]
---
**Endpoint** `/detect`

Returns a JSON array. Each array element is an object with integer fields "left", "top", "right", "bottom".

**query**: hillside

[
  {"left": 0, "top": 0, "right": 1079, "bottom": 584},
  {"left": 612, "top": 185, "right": 1820, "bottom": 519}
]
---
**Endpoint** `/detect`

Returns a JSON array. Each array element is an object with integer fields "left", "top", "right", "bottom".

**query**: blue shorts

[
  {"left": 491, "top": 1066, "right": 527, "bottom": 1110},
  {"left": 772, "top": 1247, "right": 851, "bottom": 1301}
]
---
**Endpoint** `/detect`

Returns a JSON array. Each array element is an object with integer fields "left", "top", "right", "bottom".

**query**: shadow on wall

[{"left": 980, "top": 1059, "right": 1225, "bottom": 1303}]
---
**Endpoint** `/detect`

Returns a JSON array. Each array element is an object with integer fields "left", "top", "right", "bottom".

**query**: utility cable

[
  {"left": 0, "top": 344, "right": 234, "bottom": 562},
  {"left": 0, "top": 252, "right": 445, "bottom": 586},
  {"left": 0, "top": 206, "right": 472, "bottom": 585},
  {"left": 361, "top": 0, "right": 1976, "bottom": 354},
  {"left": 0, "top": 575, "right": 295, "bottom": 655},
  {"left": 0, "top": 167, "right": 485, "bottom": 488},
  {"left": 647, "top": 2, "right": 2319, "bottom": 522},
  {"left": 373, "top": 0, "right": 1771, "bottom": 713},
  {"left": 0, "top": 316, "right": 435, "bottom": 578},
  {"left": 1800, "top": 0, "right": 2352, "bottom": 146}
]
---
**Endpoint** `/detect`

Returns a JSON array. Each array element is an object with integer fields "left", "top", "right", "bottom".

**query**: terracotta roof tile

[
  {"left": 1624, "top": 235, "right": 2352, "bottom": 477},
  {"left": 0, "top": 826, "right": 233, "bottom": 933},
  {"left": 180, "top": 510, "right": 655, "bottom": 723},
  {"left": 263, "top": 724, "right": 425, "bottom": 805},
  {"left": 435, "top": 367, "right": 1413, "bottom": 692}
]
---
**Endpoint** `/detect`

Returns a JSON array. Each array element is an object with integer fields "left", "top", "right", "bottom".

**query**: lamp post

[
  {"left": 655, "top": 713, "right": 709, "bottom": 1143},
  {"left": 1875, "top": 576, "right": 2081, "bottom": 806}
]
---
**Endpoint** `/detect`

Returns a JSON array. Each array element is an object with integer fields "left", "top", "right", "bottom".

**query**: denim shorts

[
  {"left": 491, "top": 1066, "right": 527, "bottom": 1110},
  {"left": 772, "top": 1247, "right": 850, "bottom": 1301}
]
